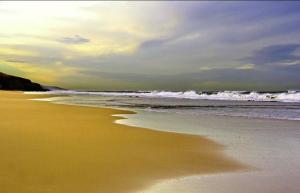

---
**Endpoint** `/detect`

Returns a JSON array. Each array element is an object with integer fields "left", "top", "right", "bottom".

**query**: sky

[{"left": 0, "top": 1, "right": 300, "bottom": 91}]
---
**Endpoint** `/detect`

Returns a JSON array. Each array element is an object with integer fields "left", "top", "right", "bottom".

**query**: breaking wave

[{"left": 26, "top": 90, "right": 300, "bottom": 103}]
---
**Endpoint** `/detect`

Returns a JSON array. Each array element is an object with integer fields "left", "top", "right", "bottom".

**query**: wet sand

[
  {"left": 0, "top": 91, "right": 244, "bottom": 193},
  {"left": 118, "top": 109, "right": 300, "bottom": 193}
]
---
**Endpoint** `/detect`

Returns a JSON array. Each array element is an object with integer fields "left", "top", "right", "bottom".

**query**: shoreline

[
  {"left": 0, "top": 91, "right": 246, "bottom": 193},
  {"left": 25, "top": 92, "right": 300, "bottom": 122},
  {"left": 115, "top": 105, "right": 300, "bottom": 193}
]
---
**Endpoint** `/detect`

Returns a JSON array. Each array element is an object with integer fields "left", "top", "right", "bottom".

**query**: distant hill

[
  {"left": 43, "top": 85, "right": 66, "bottom": 91},
  {"left": 0, "top": 72, "right": 48, "bottom": 91}
]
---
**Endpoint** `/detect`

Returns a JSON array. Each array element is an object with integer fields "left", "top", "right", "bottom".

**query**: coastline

[
  {"left": 0, "top": 91, "right": 245, "bottom": 193},
  {"left": 115, "top": 106, "right": 300, "bottom": 193}
]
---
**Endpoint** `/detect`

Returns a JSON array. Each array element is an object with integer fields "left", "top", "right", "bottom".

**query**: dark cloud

[
  {"left": 4, "top": 59, "right": 27, "bottom": 63},
  {"left": 57, "top": 35, "right": 90, "bottom": 45},
  {"left": 78, "top": 66, "right": 300, "bottom": 91},
  {"left": 244, "top": 44, "right": 300, "bottom": 66},
  {"left": 169, "top": 2, "right": 300, "bottom": 44}
]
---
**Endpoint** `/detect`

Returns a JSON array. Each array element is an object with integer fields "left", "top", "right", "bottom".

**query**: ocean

[{"left": 27, "top": 90, "right": 300, "bottom": 193}]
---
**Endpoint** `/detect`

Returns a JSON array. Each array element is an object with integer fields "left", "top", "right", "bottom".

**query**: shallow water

[
  {"left": 30, "top": 94, "right": 300, "bottom": 120},
  {"left": 119, "top": 111, "right": 300, "bottom": 193}
]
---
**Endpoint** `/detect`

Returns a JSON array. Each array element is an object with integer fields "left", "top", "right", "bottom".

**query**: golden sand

[{"left": 0, "top": 91, "right": 244, "bottom": 193}]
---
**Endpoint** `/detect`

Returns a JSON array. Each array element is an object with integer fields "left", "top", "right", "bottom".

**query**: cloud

[
  {"left": 73, "top": 65, "right": 300, "bottom": 91},
  {"left": 57, "top": 35, "right": 90, "bottom": 45},
  {"left": 139, "top": 37, "right": 170, "bottom": 49},
  {"left": 243, "top": 44, "right": 300, "bottom": 66},
  {"left": 138, "top": 32, "right": 202, "bottom": 51},
  {"left": 1, "top": 2, "right": 300, "bottom": 90},
  {"left": 1, "top": 60, "right": 81, "bottom": 85}
]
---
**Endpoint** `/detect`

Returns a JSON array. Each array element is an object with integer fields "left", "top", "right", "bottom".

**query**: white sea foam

[{"left": 25, "top": 90, "right": 300, "bottom": 103}]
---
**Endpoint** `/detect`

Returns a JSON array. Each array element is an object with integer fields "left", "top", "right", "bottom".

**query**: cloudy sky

[{"left": 0, "top": 1, "right": 300, "bottom": 91}]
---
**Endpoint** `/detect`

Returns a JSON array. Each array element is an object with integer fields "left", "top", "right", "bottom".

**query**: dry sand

[{"left": 0, "top": 91, "right": 244, "bottom": 193}]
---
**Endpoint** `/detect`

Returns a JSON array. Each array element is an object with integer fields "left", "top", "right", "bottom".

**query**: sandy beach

[{"left": 0, "top": 91, "right": 244, "bottom": 193}]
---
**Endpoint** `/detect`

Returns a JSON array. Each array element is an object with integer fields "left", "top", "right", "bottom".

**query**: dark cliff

[{"left": 0, "top": 72, "right": 48, "bottom": 91}]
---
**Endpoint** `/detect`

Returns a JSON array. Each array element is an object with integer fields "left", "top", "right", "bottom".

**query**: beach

[
  {"left": 31, "top": 91, "right": 300, "bottom": 193},
  {"left": 1, "top": 2, "right": 300, "bottom": 193},
  {"left": 0, "top": 91, "right": 244, "bottom": 193}
]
